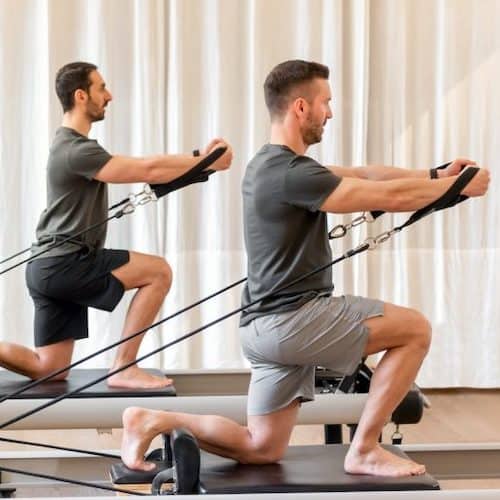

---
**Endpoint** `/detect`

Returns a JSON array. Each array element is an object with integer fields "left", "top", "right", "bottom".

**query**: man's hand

[
  {"left": 440, "top": 158, "right": 477, "bottom": 177},
  {"left": 203, "top": 138, "right": 233, "bottom": 171},
  {"left": 461, "top": 167, "right": 490, "bottom": 197}
]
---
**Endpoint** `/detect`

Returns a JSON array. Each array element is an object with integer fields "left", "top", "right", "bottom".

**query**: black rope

[
  {"left": 0, "top": 277, "right": 247, "bottom": 404},
  {"left": 0, "top": 435, "right": 119, "bottom": 459},
  {"left": 0, "top": 247, "right": 33, "bottom": 266},
  {"left": 0, "top": 162, "right": 478, "bottom": 428},
  {"left": 0, "top": 213, "right": 120, "bottom": 277},
  {"left": 0, "top": 464, "right": 147, "bottom": 496},
  {"left": 0, "top": 146, "right": 226, "bottom": 276},
  {"left": 0, "top": 245, "right": 367, "bottom": 430},
  {"left": 0, "top": 165, "right": 479, "bottom": 440}
]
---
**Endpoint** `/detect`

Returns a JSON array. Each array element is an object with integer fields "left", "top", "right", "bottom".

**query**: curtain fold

[{"left": 1, "top": 0, "right": 498, "bottom": 386}]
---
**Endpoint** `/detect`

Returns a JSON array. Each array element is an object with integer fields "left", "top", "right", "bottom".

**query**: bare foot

[
  {"left": 108, "top": 365, "right": 173, "bottom": 389},
  {"left": 344, "top": 444, "right": 426, "bottom": 477},
  {"left": 121, "top": 406, "right": 162, "bottom": 471}
]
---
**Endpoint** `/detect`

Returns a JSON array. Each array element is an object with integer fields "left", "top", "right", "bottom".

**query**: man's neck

[
  {"left": 61, "top": 112, "right": 91, "bottom": 137},
  {"left": 269, "top": 121, "right": 307, "bottom": 155}
]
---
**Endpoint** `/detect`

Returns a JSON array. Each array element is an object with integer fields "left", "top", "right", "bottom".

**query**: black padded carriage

[
  {"left": 0, "top": 369, "right": 176, "bottom": 398},
  {"left": 111, "top": 430, "right": 440, "bottom": 495}
]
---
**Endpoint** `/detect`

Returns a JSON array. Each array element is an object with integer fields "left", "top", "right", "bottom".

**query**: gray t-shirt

[
  {"left": 240, "top": 144, "right": 342, "bottom": 326},
  {"left": 32, "top": 127, "right": 112, "bottom": 258}
]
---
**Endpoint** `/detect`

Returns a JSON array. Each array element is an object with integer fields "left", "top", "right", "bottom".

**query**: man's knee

[
  {"left": 153, "top": 257, "right": 172, "bottom": 291},
  {"left": 407, "top": 309, "right": 432, "bottom": 352},
  {"left": 240, "top": 439, "right": 287, "bottom": 464},
  {"left": 33, "top": 361, "right": 70, "bottom": 381}
]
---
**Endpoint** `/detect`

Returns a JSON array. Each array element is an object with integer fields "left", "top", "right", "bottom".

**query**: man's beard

[
  {"left": 86, "top": 101, "right": 106, "bottom": 122},
  {"left": 87, "top": 109, "right": 106, "bottom": 122},
  {"left": 302, "top": 122, "right": 323, "bottom": 145}
]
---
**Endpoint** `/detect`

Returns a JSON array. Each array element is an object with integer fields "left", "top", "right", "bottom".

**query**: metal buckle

[{"left": 328, "top": 212, "right": 373, "bottom": 240}]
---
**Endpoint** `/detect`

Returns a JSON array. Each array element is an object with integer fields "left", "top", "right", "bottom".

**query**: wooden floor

[
  {"left": 290, "top": 388, "right": 500, "bottom": 446},
  {"left": 1, "top": 389, "right": 500, "bottom": 492}
]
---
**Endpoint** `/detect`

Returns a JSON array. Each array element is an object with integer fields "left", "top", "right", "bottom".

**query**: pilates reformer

[{"left": 1, "top": 163, "right": 497, "bottom": 498}]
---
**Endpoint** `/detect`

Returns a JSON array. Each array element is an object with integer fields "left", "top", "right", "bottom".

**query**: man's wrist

[{"left": 429, "top": 167, "right": 439, "bottom": 179}]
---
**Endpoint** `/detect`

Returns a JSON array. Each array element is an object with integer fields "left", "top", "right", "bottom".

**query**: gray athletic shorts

[{"left": 239, "top": 295, "right": 384, "bottom": 416}]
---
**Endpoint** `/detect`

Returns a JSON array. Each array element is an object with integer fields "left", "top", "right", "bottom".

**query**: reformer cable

[
  {"left": 0, "top": 147, "right": 226, "bottom": 275},
  {"left": 328, "top": 162, "right": 452, "bottom": 240},
  {"left": 0, "top": 464, "right": 147, "bottom": 496},
  {"left": 0, "top": 249, "right": 362, "bottom": 430},
  {"left": 0, "top": 157, "right": 460, "bottom": 400},
  {"left": 0, "top": 166, "right": 480, "bottom": 430},
  {"left": 0, "top": 213, "right": 119, "bottom": 276},
  {"left": 0, "top": 435, "right": 119, "bottom": 459},
  {"left": 0, "top": 166, "right": 481, "bottom": 497},
  {"left": 0, "top": 276, "right": 247, "bottom": 403}
]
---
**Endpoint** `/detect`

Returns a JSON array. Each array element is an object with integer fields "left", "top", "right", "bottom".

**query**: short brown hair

[
  {"left": 55, "top": 62, "right": 97, "bottom": 112},
  {"left": 264, "top": 60, "right": 329, "bottom": 119}
]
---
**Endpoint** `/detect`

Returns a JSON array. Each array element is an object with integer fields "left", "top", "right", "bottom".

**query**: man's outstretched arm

[
  {"left": 320, "top": 167, "right": 490, "bottom": 214},
  {"left": 94, "top": 138, "right": 232, "bottom": 184},
  {"left": 329, "top": 157, "right": 477, "bottom": 181}
]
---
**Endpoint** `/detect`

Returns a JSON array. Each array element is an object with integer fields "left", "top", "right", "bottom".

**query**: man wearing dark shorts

[
  {"left": 0, "top": 62, "right": 232, "bottom": 389},
  {"left": 119, "top": 60, "right": 489, "bottom": 472}
]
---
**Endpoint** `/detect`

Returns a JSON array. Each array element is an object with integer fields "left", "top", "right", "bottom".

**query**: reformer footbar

[{"left": 0, "top": 165, "right": 480, "bottom": 495}]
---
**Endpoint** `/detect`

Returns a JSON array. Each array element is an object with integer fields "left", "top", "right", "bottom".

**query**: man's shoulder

[
  {"left": 51, "top": 127, "right": 105, "bottom": 153},
  {"left": 247, "top": 144, "right": 297, "bottom": 172}
]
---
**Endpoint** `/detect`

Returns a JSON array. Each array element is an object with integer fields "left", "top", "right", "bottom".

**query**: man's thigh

[
  {"left": 111, "top": 251, "right": 170, "bottom": 291},
  {"left": 363, "top": 302, "right": 429, "bottom": 355}
]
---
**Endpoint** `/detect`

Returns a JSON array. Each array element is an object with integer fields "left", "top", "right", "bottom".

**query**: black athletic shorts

[{"left": 25, "top": 248, "right": 130, "bottom": 347}]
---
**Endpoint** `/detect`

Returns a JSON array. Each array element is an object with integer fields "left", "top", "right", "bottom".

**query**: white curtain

[{"left": 0, "top": 0, "right": 499, "bottom": 387}]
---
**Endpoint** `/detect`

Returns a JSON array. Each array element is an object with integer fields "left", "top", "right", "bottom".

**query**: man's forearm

[
  {"left": 147, "top": 154, "right": 206, "bottom": 184},
  {"left": 329, "top": 165, "right": 430, "bottom": 181},
  {"left": 329, "top": 164, "right": 431, "bottom": 181}
]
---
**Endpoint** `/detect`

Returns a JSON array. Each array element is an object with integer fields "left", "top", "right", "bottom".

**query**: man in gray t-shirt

[
  {"left": 119, "top": 60, "right": 488, "bottom": 477},
  {"left": 0, "top": 61, "right": 233, "bottom": 389},
  {"left": 240, "top": 144, "right": 341, "bottom": 324}
]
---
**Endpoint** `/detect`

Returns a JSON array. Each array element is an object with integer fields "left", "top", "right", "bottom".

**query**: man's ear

[
  {"left": 293, "top": 97, "right": 307, "bottom": 116},
  {"left": 74, "top": 88, "right": 87, "bottom": 104}
]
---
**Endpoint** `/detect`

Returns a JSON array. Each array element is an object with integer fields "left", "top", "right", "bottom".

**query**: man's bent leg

[
  {"left": 121, "top": 400, "right": 300, "bottom": 471},
  {"left": 0, "top": 339, "right": 74, "bottom": 380},
  {"left": 109, "top": 251, "right": 173, "bottom": 389},
  {"left": 345, "top": 302, "right": 431, "bottom": 477}
]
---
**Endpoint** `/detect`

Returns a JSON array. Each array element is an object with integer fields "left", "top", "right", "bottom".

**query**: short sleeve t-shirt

[
  {"left": 240, "top": 144, "right": 342, "bottom": 326},
  {"left": 32, "top": 127, "right": 112, "bottom": 258}
]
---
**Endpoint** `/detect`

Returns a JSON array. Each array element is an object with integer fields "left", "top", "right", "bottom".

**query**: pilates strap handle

[{"left": 149, "top": 146, "right": 226, "bottom": 199}]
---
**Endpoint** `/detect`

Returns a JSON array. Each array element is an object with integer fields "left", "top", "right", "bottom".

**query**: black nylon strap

[
  {"left": 1, "top": 147, "right": 225, "bottom": 276},
  {"left": 149, "top": 146, "right": 226, "bottom": 198},
  {"left": 369, "top": 162, "right": 452, "bottom": 221},
  {"left": 394, "top": 166, "right": 479, "bottom": 232}
]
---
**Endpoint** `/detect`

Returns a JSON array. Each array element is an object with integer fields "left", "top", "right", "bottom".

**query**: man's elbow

[{"left": 141, "top": 158, "right": 162, "bottom": 184}]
